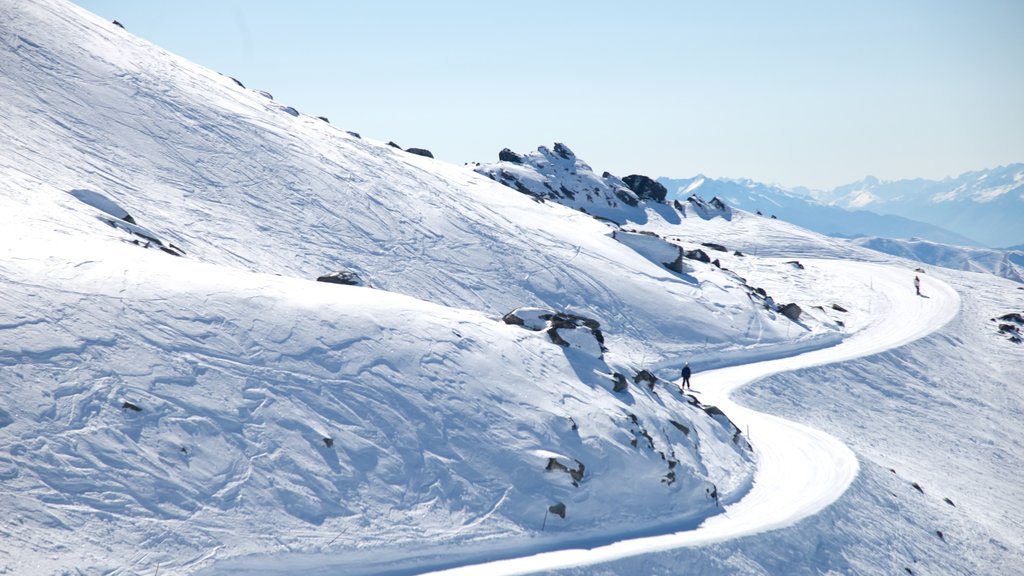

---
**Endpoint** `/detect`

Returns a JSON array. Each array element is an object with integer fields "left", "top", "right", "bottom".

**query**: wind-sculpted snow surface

[
  {"left": 395, "top": 261, "right": 960, "bottom": 575},
  {"left": 1, "top": 2, "right": 1020, "bottom": 576},
  {"left": 0, "top": 232, "right": 755, "bottom": 574},
  {"left": 0, "top": 0, "right": 821, "bottom": 364}
]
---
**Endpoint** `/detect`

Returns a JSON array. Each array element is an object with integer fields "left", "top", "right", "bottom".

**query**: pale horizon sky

[{"left": 76, "top": 0, "right": 1024, "bottom": 190}]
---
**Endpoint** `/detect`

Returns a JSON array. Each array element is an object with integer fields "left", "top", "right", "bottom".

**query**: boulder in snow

[
  {"left": 622, "top": 174, "right": 668, "bottom": 203},
  {"left": 502, "top": 307, "right": 606, "bottom": 358},
  {"left": 498, "top": 148, "right": 524, "bottom": 163},
  {"left": 684, "top": 248, "right": 711, "bottom": 263},
  {"left": 779, "top": 303, "right": 802, "bottom": 321},
  {"left": 316, "top": 269, "right": 365, "bottom": 287},
  {"left": 406, "top": 147, "right": 434, "bottom": 159}
]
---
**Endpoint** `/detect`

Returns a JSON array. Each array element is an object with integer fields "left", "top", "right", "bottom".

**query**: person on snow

[
  {"left": 681, "top": 362, "right": 692, "bottom": 391},
  {"left": 914, "top": 275, "right": 921, "bottom": 296}
]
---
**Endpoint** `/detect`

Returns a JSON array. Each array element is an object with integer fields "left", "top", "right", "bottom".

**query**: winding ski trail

[{"left": 420, "top": 260, "right": 960, "bottom": 575}]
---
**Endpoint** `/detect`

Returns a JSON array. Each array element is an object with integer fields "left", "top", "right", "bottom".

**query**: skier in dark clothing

[
  {"left": 914, "top": 275, "right": 921, "bottom": 296},
  {"left": 681, "top": 362, "right": 692, "bottom": 391}
]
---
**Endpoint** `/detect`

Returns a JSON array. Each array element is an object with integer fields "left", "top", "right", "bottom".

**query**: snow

[{"left": 0, "top": 1, "right": 1022, "bottom": 575}]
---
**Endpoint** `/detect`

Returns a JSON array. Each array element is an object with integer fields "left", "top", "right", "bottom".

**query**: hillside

[
  {"left": 0, "top": 0, "right": 817, "bottom": 572},
  {"left": 851, "top": 237, "right": 1024, "bottom": 284},
  {"left": 1, "top": 1, "right": 1022, "bottom": 575}
]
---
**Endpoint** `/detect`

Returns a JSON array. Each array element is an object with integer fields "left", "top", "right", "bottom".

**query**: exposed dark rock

[
  {"left": 614, "top": 187, "right": 640, "bottom": 207},
  {"left": 673, "top": 199, "right": 685, "bottom": 211},
  {"left": 664, "top": 247, "right": 686, "bottom": 273},
  {"left": 552, "top": 142, "right": 575, "bottom": 159},
  {"left": 323, "top": 437, "right": 334, "bottom": 448},
  {"left": 734, "top": 250, "right": 744, "bottom": 257},
  {"left": 545, "top": 458, "right": 585, "bottom": 486},
  {"left": 753, "top": 287, "right": 767, "bottom": 297},
  {"left": 709, "top": 197, "right": 729, "bottom": 212},
  {"left": 622, "top": 174, "right": 668, "bottom": 203},
  {"left": 756, "top": 210, "right": 763, "bottom": 216},
  {"left": 316, "top": 269, "right": 365, "bottom": 287},
  {"left": 998, "top": 324, "right": 1019, "bottom": 334},
  {"left": 228, "top": 76, "right": 244, "bottom": 88},
  {"left": 387, "top": 141, "right": 402, "bottom": 150},
  {"left": 832, "top": 303, "right": 848, "bottom": 312},
  {"left": 317, "top": 116, "right": 330, "bottom": 123},
  {"left": 282, "top": 106, "right": 299, "bottom": 116},
  {"left": 912, "top": 482, "right": 925, "bottom": 494},
  {"left": 499, "top": 148, "right": 524, "bottom": 163},
  {"left": 121, "top": 401, "right": 142, "bottom": 412},
  {"left": 346, "top": 131, "right": 361, "bottom": 139},
  {"left": 684, "top": 249, "right": 711, "bottom": 263},
  {"left": 112, "top": 20, "right": 124, "bottom": 29},
  {"left": 159, "top": 244, "right": 186, "bottom": 257},
  {"left": 406, "top": 147, "right": 434, "bottom": 158},
  {"left": 548, "top": 502, "right": 567, "bottom": 519},
  {"left": 703, "top": 405, "right": 727, "bottom": 419},
  {"left": 612, "top": 372, "right": 629, "bottom": 392},
  {"left": 998, "top": 312, "right": 1024, "bottom": 324},
  {"left": 936, "top": 530, "right": 945, "bottom": 541},
  {"left": 501, "top": 312, "right": 525, "bottom": 326},
  {"left": 701, "top": 242, "right": 728, "bottom": 252},
  {"left": 669, "top": 420, "right": 690, "bottom": 436},
  {"left": 546, "top": 327, "right": 571, "bottom": 347},
  {"left": 503, "top": 308, "right": 606, "bottom": 357},
  {"left": 786, "top": 260, "right": 805, "bottom": 269},
  {"left": 634, "top": 369, "right": 658, "bottom": 391},
  {"left": 944, "top": 497, "right": 956, "bottom": 507},
  {"left": 779, "top": 303, "right": 802, "bottom": 321},
  {"left": 712, "top": 258, "right": 722, "bottom": 269},
  {"left": 770, "top": 215, "right": 777, "bottom": 219}
]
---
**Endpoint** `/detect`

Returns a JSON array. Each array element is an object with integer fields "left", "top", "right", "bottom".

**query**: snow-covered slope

[
  {"left": 659, "top": 175, "right": 980, "bottom": 246},
  {"left": 2, "top": 1, "right": 1022, "bottom": 575},
  {"left": 0, "top": 0, "right": 818, "bottom": 572},
  {"left": 822, "top": 166, "right": 1024, "bottom": 248},
  {"left": 853, "top": 236, "right": 1024, "bottom": 284}
]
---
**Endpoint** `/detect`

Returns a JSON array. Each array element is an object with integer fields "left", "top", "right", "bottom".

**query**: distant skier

[
  {"left": 914, "top": 275, "right": 921, "bottom": 296},
  {"left": 681, "top": 362, "right": 692, "bottom": 391}
]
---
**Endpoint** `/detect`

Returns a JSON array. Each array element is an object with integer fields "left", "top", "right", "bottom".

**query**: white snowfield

[
  {"left": 423, "top": 260, "right": 959, "bottom": 575},
  {"left": 3, "top": 1, "right": 1021, "bottom": 574}
]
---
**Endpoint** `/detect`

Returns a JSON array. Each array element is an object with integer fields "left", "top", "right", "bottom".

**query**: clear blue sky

[{"left": 75, "top": 0, "right": 1024, "bottom": 190}]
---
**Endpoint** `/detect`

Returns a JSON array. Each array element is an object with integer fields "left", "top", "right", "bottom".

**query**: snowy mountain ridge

[
  {"left": 659, "top": 174, "right": 981, "bottom": 247},
  {"left": 0, "top": 1, "right": 1022, "bottom": 575},
  {"left": 817, "top": 165, "right": 1024, "bottom": 248}
]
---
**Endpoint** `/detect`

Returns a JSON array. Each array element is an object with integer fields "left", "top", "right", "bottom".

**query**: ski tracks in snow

[{"left": 420, "top": 260, "right": 960, "bottom": 575}]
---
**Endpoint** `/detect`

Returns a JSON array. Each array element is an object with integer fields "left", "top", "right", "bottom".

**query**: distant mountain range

[
  {"left": 660, "top": 166, "right": 1024, "bottom": 249},
  {"left": 816, "top": 165, "right": 1024, "bottom": 248},
  {"left": 851, "top": 237, "right": 1024, "bottom": 284},
  {"left": 658, "top": 176, "right": 979, "bottom": 246}
]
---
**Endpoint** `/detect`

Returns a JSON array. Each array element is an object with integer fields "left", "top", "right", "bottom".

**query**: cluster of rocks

[
  {"left": 685, "top": 194, "right": 732, "bottom": 220},
  {"left": 386, "top": 141, "right": 435, "bottom": 158},
  {"left": 472, "top": 143, "right": 671, "bottom": 221},
  {"left": 502, "top": 307, "right": 607, "bottom": 358},
  {"left": 316, "top": 269, "right": 366, "bottom": 287},
  {"left": 993, "top": 312, "right": 1024, "bottom": 343}
]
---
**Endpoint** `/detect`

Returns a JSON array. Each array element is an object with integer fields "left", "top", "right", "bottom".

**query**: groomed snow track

[{"left": 414, "top": 260, "right": 960, "bottom": 575}]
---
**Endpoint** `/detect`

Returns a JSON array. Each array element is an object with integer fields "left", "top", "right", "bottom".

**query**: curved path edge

[{"left": 420, "top": 260, "right": 960, "bottom": 575}]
